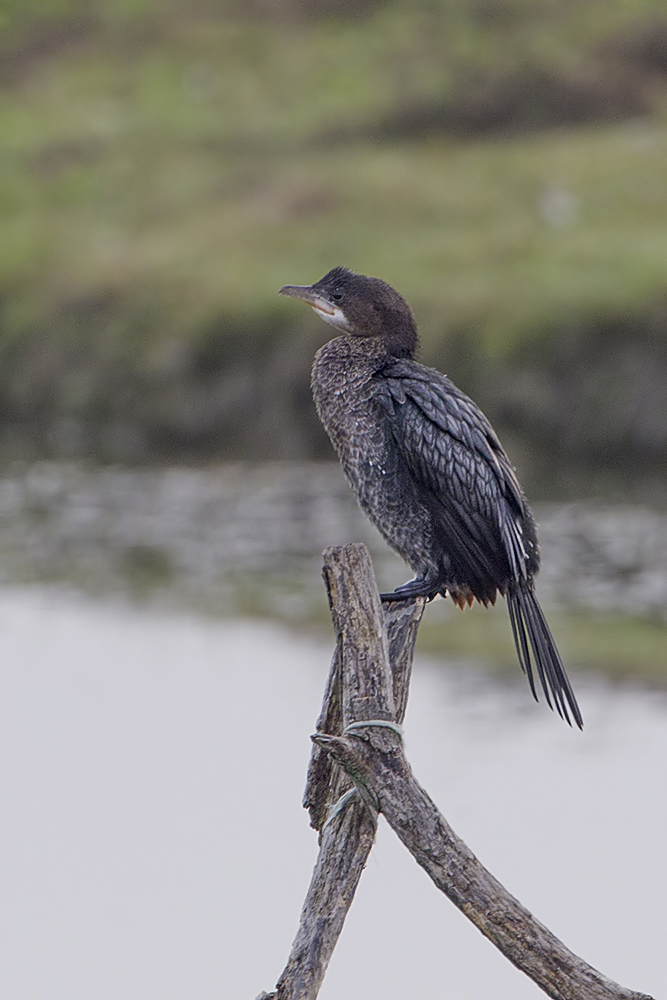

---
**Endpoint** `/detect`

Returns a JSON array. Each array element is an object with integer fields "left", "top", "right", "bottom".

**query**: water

[
  {"left": 1, "top": 461, "right": 667, "bottom": 618},
  {"left": 0, "top": 588, "right": 664, "bottom": 1000}
]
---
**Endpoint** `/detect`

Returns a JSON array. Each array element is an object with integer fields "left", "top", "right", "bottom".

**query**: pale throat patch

[{"left": 312, "top": 304, "right": 353, "bottom": 332}]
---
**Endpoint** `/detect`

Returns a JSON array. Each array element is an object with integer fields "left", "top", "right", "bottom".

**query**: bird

[{"left": 279, "top": 267, "right": 583, "bottom": 728}]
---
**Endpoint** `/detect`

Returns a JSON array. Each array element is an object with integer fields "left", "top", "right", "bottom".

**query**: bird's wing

[{"left": 377, "top": 360, "right": 535, "bottom": 590}]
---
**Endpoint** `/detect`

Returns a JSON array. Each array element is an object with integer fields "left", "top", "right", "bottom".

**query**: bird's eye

[{"left": 331, "top": 288, "right": 344, "bottom": 302}]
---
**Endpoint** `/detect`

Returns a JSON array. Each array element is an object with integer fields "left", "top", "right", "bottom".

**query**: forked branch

[{"left": 257, "top": 544, "right": 653, "bottom": 1000}]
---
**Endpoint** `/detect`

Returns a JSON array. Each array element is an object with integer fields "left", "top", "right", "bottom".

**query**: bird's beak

[{"left": 278, "top": 284, "right": 335, "bottom": 316}]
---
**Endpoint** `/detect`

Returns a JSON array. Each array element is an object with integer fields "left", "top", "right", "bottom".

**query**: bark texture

[
  {"left": 315, "top": 731, "right": 654, "bottom": 1000},
  {"left": 261, "top": 544, "right": 423, "bottom": 1000},
  {"left": 257, "top": 543, "right": 654, "bottom": 1000}
]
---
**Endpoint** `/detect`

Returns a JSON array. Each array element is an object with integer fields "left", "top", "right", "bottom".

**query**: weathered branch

[
  {"left": 260, "top": 544, "right": 424, "bottom": 1000},
  {"left": 315, "top": 731, "right": 653, "bottom": 1000},
  {"left": 303, "top": 587, "right": 423, "bottom": 831},
  {"left": 258, "top": 543, "right": 653, "bottom": 1000}
]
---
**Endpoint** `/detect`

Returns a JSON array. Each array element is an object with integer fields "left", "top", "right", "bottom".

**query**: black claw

[{"left": 379, "top": 576, "right": 439, "bottom": 602}]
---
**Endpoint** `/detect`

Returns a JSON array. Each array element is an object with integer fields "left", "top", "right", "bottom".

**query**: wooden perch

[{"left": 257, "top": 543, "right": 654, "bottom": 1000}]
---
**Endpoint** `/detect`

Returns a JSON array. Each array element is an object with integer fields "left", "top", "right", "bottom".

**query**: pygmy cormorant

[{"left": 279, "top": 267, "right": 583, "bottom": 728}]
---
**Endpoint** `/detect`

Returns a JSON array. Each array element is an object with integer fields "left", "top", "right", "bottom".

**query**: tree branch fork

[{"left": 257, "top": 543, "right": 654, "bottom": 1000}]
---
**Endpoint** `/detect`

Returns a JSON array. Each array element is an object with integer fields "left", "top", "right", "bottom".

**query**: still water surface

[{"left": 0, "top": 587, "right": 664, "bottom": 999}]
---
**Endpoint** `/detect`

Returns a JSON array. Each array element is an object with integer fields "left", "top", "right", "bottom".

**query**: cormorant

[{"left": 279, "top": 267, "right": 583, "bottom": 728}]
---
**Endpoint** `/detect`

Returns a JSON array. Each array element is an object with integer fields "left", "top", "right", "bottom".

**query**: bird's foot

[{"left": 380, "top": 575, "right": 439, "bottom": 602}]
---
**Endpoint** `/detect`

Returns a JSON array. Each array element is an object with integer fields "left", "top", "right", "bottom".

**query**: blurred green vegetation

[
  {"left": 2, "top": 0, "right": 667, "bottom": 469},
  {"left": 414, "top": 599, "right": 667, "bottom": 684},
  {"left": 224, "top": 571, "right": 667, "bottom": 683}
]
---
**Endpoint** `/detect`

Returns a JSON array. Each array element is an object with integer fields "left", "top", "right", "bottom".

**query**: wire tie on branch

[
  {"left": 320, "top": 721, "right": 403, "bottom": 834},
  {"left": 321, "top": 788, "right": 359, "bottom": 834}
]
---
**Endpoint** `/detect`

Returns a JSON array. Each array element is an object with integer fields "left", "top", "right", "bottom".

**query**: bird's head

[{"left": 279, "top": 267, "right": 419, "bottom": 358}]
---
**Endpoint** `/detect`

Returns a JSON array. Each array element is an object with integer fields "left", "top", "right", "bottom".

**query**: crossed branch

[{"left": 258, "top": 543, "right": 654, "bottom": 1000}]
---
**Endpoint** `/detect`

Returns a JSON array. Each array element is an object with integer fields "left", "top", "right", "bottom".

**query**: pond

[
  {"left": 1, "top": 459, "right": 666, "bottom": 683},
  {"left": 0, "top": 588, "right": 663, "bottom": 999}
]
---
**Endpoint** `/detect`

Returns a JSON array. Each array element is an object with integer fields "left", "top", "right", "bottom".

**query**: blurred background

[{"left": 0, "top": 1, "right": 666, "bottom": 998}]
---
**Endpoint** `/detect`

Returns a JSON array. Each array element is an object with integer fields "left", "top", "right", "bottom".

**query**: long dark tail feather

[{"left": 507, "top": 584, "right": 583, "bottom": 730}]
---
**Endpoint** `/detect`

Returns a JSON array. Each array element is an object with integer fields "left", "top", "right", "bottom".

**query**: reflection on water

[
  {"left": 0, "top": 589, "right": 663, "bottom": 1000},
  {"left": 0, "top": 461, "right": 666, "bottom": 619}
]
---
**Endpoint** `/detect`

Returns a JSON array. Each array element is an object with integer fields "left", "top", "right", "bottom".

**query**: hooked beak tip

[
  {"left": 278, "top": 284, "right": 335, "bottom": 316},
  {"left": 279, "top": 284, "right": 310, "bottom": 299}
]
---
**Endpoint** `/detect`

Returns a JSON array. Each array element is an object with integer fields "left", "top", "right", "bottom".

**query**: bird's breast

[
  {"left": 311, "top": 342, "right": 434, "bottom": 572},
  {"left": 311, "top": 345, "right": 384, "bottom": 460}
]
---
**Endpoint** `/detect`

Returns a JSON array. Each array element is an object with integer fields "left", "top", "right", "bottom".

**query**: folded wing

[{"left": 378, "top": 359, "right": 537, "bottom": 598}]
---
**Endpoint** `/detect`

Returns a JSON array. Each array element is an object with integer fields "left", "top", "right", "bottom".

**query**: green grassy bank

[
  {"left": 2, "top": 0, "right": 667, "bottom": 475},
  {"left": 226, "top": 570, "right": 667, "bottom": 685}
]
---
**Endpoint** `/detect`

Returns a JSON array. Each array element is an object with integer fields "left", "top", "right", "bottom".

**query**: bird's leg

[{"left": 380, "top": 572, "right": 440, "bottom": 602}]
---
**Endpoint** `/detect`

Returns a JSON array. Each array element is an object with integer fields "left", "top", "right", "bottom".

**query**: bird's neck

[
  {"left": 383, "top": 324, "right": 419, "bottom": 359},
  {"left": 313, "top": 335, "right": 388, "bottom": 377},
  {"left": 311, "top": 336, "right": 386, "bottom": 414}
]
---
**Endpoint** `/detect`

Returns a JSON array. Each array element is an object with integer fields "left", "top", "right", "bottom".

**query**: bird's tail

[{"left": 507, "top": 584, "right": 583, "bottom": 729}]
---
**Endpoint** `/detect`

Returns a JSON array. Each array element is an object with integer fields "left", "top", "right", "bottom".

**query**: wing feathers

[
  {"left": 378, "top": 359, "right": 581, "bottom": 727},
  {"left": 380, "top": 361, "right": 534, "bottom": 589}
]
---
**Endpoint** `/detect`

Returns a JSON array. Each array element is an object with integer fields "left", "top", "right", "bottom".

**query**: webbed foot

[{"left": 380, "top": 574, "right": 440, "bottom": 602}]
